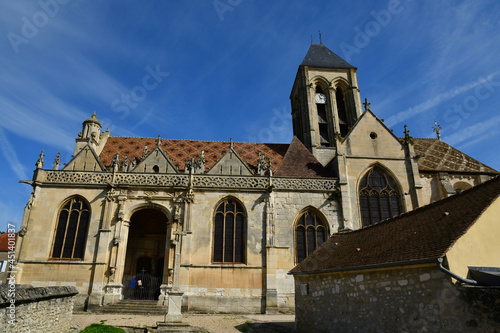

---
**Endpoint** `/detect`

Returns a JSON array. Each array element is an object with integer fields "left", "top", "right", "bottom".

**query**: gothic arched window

[
  {"left": 51, "top": 196, "right": 90, "bottom": 260},
  {"left": 213, "top": 198, "right": 245, "bottom": 263},
  {"left": 359, "top": 167, "right": 402, "bottom": 227},
  {"left": 295, "top": 209, "right": 328, "bottom": 263}
]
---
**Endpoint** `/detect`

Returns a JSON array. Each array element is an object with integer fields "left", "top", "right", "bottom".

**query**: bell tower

[{"left": 290, "top": 42, "right": 363, "bottom": 165}]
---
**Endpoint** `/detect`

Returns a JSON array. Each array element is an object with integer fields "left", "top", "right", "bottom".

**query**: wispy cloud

[
  {"left": 0, "top": 127, "right": 29, "bottom": 180},
  {"left": 444, "top": 114, "right": 500, "bottom": 146},
  {"left": 385, "top": 72, "right": 500, "bottom": 127}
]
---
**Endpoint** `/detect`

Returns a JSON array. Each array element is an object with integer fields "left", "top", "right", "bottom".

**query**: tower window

[
  {"left": 213, "top": 198, "right": 246, "bottom": 263},
  {"left": 336, "top": 87, "right": 349, "bottom": 137},
  {"left": 359, "top": 167, "right": 401, "bottom": 227},
  {"left": 51, "top": 197, "right": 90, "bottom": 260},
  {"left": 295, "top": 209, "right": 328, "bottom": 263},
  {"left": 315, "top": 86, "right": 330, "bottom": 146}
]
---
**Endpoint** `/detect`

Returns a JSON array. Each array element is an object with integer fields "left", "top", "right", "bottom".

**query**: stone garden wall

[
  {"left": 0, "top": 284, "right": 78, "bottom": 332},
  {"left": 294, "top": 265, "right": 500, "bottom": 332}
]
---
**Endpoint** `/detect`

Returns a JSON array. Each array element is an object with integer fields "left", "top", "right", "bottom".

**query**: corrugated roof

[
  {"left": 301, "top": 43, "right": 355, "bottom": 69},
  {"left": 290, "top": 175, "right": 500, "bottom": 274}
]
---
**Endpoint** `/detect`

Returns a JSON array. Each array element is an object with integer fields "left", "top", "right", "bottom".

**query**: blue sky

[{"left": 1, "top": 0, "right": 500, "bottom": 231}]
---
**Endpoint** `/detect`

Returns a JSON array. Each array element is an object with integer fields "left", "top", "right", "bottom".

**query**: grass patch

[{"left": 80, "top": 323, "right": 126, "bottom": 333}]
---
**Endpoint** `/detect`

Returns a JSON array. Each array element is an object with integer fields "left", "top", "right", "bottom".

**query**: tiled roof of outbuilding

[
  {"left": 290, "top": 175, "right": 500, "bottom": 275},
  {"left": 0, "top": 233, "right": 17, "bottom": 252}
]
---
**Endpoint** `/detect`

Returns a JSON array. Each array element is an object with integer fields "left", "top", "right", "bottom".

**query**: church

[{"left": 13, "top": 42, "right": 498, "bottom": 313}]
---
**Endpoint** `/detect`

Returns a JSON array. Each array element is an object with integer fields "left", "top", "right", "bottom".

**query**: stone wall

[
  {"left": 294, "top": 265, "right": 500, "bottom": 332},
  {"left": 0, "top": 284, "right": 78, "bottom": 332}
]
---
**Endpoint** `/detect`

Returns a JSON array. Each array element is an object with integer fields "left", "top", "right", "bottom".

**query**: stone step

[{"left": 95, "top": 300, "right": 167, "bottom": 315}]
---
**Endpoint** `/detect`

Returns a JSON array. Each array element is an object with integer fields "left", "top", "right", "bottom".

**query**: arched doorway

[{"left": 122, "top": 208, "right": 168, "bottom": 300}]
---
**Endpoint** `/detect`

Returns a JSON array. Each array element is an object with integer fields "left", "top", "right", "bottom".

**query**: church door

[{"left": 122, "top": 208, "right": 167, "bottom": 300}]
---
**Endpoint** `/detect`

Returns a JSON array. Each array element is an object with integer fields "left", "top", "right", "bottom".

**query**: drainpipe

[{"left": 437, "top": 257, "right": 478, "bottom": 285}]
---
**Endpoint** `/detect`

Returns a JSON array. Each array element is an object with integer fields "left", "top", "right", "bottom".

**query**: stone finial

[
  {"left": 257, "top": 151, "right": 266, "bottom": 176},
  {"left": 363, "top": 98, "right": 371, "bottom": 112},
  {"left": 157, "top": 134, "right": 162, "bottom": 147},
  {"left": 142, "top": 145, "right": 148, "bottom": 160},
  {"left": 122, "top": 155, "right": 129, "bottom": 172},
  {"left": 112, "top": 153, "right": 120, "bottom": 172},
  {"left": 230, "top": 137, "right": 234, "bottom": 150},
  {"left": 433, "top": 118, "right": 442, "bottom": 140},
  {"left": 130, "top": 157, "right": 137, "bottom": 170},
  {"left": 36, "top": 150, "right": 45, "bottom": 169},
  {"left": 52, "top": 152, "right": 61, "bottom": 170},
  {"left": 266, "top": 157, "right": 273, "bottom": 177},
  {"left": 404, "top": 124, "right": 413, "bottom": 145}
]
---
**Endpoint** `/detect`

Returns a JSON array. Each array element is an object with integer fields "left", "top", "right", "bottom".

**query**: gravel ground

[{"left": 70, "top": 313, "right": 295, "bottom": 333}]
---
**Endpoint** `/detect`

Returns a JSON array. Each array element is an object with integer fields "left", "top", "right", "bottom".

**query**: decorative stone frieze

[{"left": 39, "top": 170, "right": 338, "bottom": 191}]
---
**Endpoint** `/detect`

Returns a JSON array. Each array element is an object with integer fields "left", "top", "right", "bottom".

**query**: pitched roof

[
  {"left": 301, "top": 43, "right": 355, "bottom": 69},
  {"left": 274, "top": 137, "right": 330, "bottom": 178},
  {"left": 290, "top": 176, "right": 500, "bottom": 275},
  {"left": 412, "top": 138, "right": 498, "bottom": 174},
  {"left": 100, "top": 137, "right": 289, "bottom": 174},
  {"left": 0, "top": 233, "right": 16, "bottom": 252}
]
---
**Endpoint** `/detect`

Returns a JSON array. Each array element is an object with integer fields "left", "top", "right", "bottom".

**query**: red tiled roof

[
  {"left": 412, "top": 138, "right": 498, "bottom": 174},
  {"left": 0, "top": 233, "right": 17, "bottom": 252},
  {"left": 290, "top": 175, "right": 500, "bottom": 274},
  {"left": 100, "top": 137, "right": 289, "bottom": 173},
  {"left": 275, "top": 137, "right": 329, "bottom": 178}
]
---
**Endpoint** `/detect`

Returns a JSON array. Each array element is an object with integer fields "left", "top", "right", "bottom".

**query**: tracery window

[
  {"left": 213, "top": 198, "right": 245, "bottom": 263},
  {"left": 51, "top": 197, "right": 90, "bottom": 260},
  {"left": 359, "top": 167, "right": 401, "bottom": 227},
  {"left": 295, "top": 209, "right": 328, "bottom": 263}
]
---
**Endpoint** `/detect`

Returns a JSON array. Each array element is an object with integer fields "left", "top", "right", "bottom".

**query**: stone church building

[{"left": 14, "top": 43, "right": 498, "bottom": 313}]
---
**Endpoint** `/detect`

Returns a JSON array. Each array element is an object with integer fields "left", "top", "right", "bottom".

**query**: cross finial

[
  {"left": 433, "top": 118, "right": 442, "bottom": 140},
  {"left": 363, "top": 98, "right": 371, "bottom": 111},
  {"left": 319, "top": 30, "right": 322, "bottom": 44}
]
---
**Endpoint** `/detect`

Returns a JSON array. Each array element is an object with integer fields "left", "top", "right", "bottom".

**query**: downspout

[{"left": 437, "top": 257, "right": 478, "bottom": 285}]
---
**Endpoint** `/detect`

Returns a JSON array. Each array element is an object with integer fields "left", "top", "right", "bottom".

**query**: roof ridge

[{"left": 107, "top": 136, "right": 290, "bottom": 145}]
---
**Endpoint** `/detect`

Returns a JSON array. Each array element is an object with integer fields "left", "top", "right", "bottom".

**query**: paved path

[{"left": 70, "top": 313, "right": 295, "bottom": 332}]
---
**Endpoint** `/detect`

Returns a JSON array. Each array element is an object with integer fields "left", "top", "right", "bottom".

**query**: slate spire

[{"left": 301, "top": 43, "right": 355, "bottom": 68}]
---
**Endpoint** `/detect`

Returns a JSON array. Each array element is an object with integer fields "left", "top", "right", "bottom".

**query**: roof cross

[
  {"left": 433, "top": 118, "right": 442, "bottom": 140},
  {"left": 363, "top": 98, "right": 371, "bottom": 111}
]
